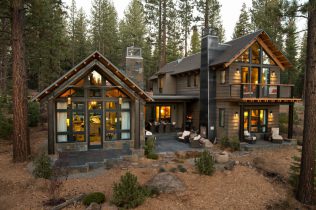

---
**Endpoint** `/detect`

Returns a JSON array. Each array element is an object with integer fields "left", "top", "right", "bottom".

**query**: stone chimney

[
  {"left": 125, "top": 46, "right": 144, "bottom": 89},
  {"left": 199, "top": 28, "right": 218, "bottom": 140}
]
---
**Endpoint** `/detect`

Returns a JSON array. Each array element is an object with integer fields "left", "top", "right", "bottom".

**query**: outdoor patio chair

[
  {"left": 178, "top": 130, "right": 190, "bottom": 143},
  {"left": 244, "top": 130, "right": 256, "bottom": 144},
  {"left": 271, "top": 127, "right": 283, "bottom": 143}
]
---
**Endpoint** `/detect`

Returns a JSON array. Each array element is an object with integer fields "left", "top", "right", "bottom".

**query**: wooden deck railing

[{"left": 229, "top": 83, "right": 294, "bottom": 98}]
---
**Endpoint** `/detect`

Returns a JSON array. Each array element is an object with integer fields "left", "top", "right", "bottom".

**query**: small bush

[
  {"left": 229, "top": 136, "right": 240, "bottom": 151},
  {"left": 195, "top": 150, "right": 215, "bottom": 176},
  {"left": 177, "top": 165, "right": 187, "bottom": 173},
  {"left": 28, "top": 101, "right": 40, "bottom": 127},
  {"left": 0, "top": 111, "right": 13, "bottom": 139},
  {"left": 144, "top": 136, "right": 158, "bottom": 160},
  {"left": 143, "top": 186, "right": 160, "bottom": 197},
  {"left": 33, "top": 153, "right": 52, "bottom": 179},
  {"left": 111, "top": 172, "right": 148, "bottom": 209},
  {"left": 220, "top": 136, "right": 230, "bottom": 149},
  {"left": 83, "top": 192, "right": 106, "bottom": 206},
  {"left": 158, "top": 167, "right": 166, "bottom": 173}
]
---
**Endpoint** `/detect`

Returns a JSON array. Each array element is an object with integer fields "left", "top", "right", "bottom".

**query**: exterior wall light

[
  {"left": 234, "top": 112, "right": 239, "bottom": 117},
  {"left": 236, "top": 68, "right": 240, "bottom": 74},
  {"left": 270, "top": 111, "right": 273, "bottom": 116},
  {"left": 271, "top": 71, "right": 276, "bottom": 77},
  {"left": 118, "top": 97, "right": 123, "bottom": 105}
]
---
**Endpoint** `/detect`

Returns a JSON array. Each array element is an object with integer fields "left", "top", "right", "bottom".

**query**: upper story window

[
  {"left": 187, "top": 75, "right": 191, "bottom": 87},
  {"left": 234, "top": 42, "right": 276, "bottom": 66},
  {"left": 251, "top": 42, "right": 261, "bottom": 64},
  {"left": 89, "top": 71, "right": 102, "bottom": 86},
  {"left": 220, "top": 70, "right": 226, "bottom": 84}
]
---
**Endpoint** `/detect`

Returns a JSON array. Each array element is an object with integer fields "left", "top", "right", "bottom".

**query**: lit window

[
  {"left": 220, "top": 71, "right": 226, "bottom": 84},
  {"left": 251, "top": 42, "right": 261, "bottom": 64},
  {"left": 155, "top": 106, "right": 171, "bottom": 122},
  {"left": 235, "top": 49, "right": 250, "bottom": 63},
  {"left": 262, "top": 50, "right": 276, "bottom": 65}
]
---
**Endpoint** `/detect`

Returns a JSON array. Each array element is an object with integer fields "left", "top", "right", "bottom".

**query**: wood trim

[
  {"left": 224, "top": 39, "right": 257, "bottom": 68},
  {"left": 256, "top": 37, "right": 286, "bottom": 71}
]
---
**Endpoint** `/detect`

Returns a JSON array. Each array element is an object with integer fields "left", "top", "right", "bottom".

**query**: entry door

[{"left": 88, "top": 101, "right": 103, "bottom": 149}]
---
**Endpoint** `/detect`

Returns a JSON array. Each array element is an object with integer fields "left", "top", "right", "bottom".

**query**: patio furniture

[
  {"left": 190, "top": 135, "right": 203, "bottom": 148},
  {"left": 271, "top": 127, "right": 283, "bottom": 143},
  {"left": 178, "top": 130, "right": 190, "bottom": 143},
  {"left": 244, "top": 130, "right": 256, "bottom": 144}
]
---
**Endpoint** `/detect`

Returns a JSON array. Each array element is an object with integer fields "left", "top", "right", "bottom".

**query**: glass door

[
  {"left": 250, "top": 67, "right": 259, "bottom": 97},
  {"left": 88, "top": 101, "right": 103, "bottom": 149},
  {"left": 261, "top": 68, "right": 270, "bottom": 97}
]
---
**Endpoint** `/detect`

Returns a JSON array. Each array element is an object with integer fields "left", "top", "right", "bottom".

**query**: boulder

[
  {"left": 215, "top": 151, "right": 229, "bottom": 163},
  {"left": 146, "top": 172, "right": 186, "bottom": 193},
  {"left": 224, "top": 160, "right": 236, "bottom": 171},
  {"left": 86, "top": 202, "right": 101, "bottom": 210}
]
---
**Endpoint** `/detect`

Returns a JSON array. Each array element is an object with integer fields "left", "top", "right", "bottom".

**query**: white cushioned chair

[
  {"left": 271, "top": 128, "right": 283, "bottom": 143},
  {"left": 244, "top": 130, "right": 256, "bottom": 144}
]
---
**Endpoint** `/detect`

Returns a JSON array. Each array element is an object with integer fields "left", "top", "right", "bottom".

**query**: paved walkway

[{"left": 155, "top": 133, "right": 203, "bottom": 153}]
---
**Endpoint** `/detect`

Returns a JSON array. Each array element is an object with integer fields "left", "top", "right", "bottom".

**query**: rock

[
  {"left": 235, "top": 160, "right": 240, "bottom": 165},
  {"left": 86, "top": 202, "right": 101, "bottom": 210},
  {"left": 224, "top": 160, "right": 236, "bottom": 171},
  {"left": 146, "top": 172, "right": 186, "bottom": 193},
  {"left": 215, "top": 152, "right": 229, "bottom": 163}
]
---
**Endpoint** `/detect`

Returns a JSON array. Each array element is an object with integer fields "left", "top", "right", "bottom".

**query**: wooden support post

[
  {"left": 288, "top": 103, "right": 294, "bottom": 139},
  {"left": 48, "top": 98, "right": 55, "bottom": 154},
  {"left": 239, "top": 104, "right": 244, "bottom": 142}
]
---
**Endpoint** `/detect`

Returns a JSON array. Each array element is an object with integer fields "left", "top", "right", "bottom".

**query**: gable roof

[
  {"left": 150, "top": 30, "right": 291, "bottom": 79},
  {"left": 33, "top": 51, "right": 153, "bottom": 102}
]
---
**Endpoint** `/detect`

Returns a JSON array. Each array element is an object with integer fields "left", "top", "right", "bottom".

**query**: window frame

[{"left": 219, "top": 108, "right": 225, "bottom": 127}]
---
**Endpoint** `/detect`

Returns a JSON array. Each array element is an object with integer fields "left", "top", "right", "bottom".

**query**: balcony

[{"left": 229, "top": 83, "right": 294, "bottom": 99}]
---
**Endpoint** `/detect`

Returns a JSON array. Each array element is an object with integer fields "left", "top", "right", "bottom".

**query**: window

[
  {"left": 56, "top": 101, "right": 85, "bottom": 143},
  {"left": 187, "top": 75, "right": 191, "bottom": 87},
  {"left": 105, "top": 101, "right": 131, "bottom": 141},
  {"left": 235, "top": 49, "right": 250, "bottom": 63},
  {"left": 194, "top": 74, "right": 198, "bottom": 87},
  {"left": 251, "top": 42, "right": 261, "bottom": 64},
  {"left": 244, "top": 109, "right": 267, "bottom": 133},
  {"left": 262, "top": 50, "right": 276, "bottom": 65},
  {"left": 220, "top": 71, "right": 226, "bottom": 84},
  {"left": 155, "top": 106, "right": 171, "bottom": 122},
  {"left": 219, "top": 109, "right": 225, "bottom": 127}
]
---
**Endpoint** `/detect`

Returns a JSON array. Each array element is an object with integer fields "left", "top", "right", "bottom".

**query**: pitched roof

[
  {"left": 150, "top": 30, "right": 291, "bottom": 78},
  {"left": 33, "top": 51, "right": 154, "bottom": 102}
]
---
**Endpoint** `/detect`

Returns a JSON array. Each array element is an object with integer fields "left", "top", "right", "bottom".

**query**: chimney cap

[{"left": 202, "top": 27, "right": 218, "bottom": 37}]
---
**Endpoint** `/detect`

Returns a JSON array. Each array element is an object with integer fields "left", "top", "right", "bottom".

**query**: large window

[
  {"left": 56, "top": 101, "right": 85, "bottom": 143},
  {"left": 155, "top": 106, "right": 171, "bottom": 122},
  {"left": 105, "top": 101, "right": 131, "bottom": 141},
  {"left": 244, "top": 109, "right": 267, "bottom": 133}
]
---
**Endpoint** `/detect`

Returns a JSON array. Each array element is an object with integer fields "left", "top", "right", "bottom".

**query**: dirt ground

[{"left": 0, "top": 127, "right": 314, "bottom": 210}]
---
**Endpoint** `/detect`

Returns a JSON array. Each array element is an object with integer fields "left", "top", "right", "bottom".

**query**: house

[
  {"left": 33, "top": 50, "right": 153, "bottom": 154},
  {"left": 146, "top": 29, "right": 301, "bottom": 141}
]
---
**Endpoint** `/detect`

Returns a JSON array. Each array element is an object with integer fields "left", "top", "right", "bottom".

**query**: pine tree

[
  {"left": 251, "top": 0, "right": 287, "bottom": 49},
  {"left": 91, "top": 0, "right": 120, "bottom": 65},
  {"left": 233, "top": 3, "right": 252, "bottom": 39},
  {"left": 178, "top": 0, "right": 194, "bottom": 56},
  {"left": 190, "top": 25, "right": 200, "bottom": 55},
  {"left": 295, "top": 32, "right": 307, "bottom": 98},
  {"left": 196, "top": 0, "right": 225, "bottom": 42},
  {"left": 11, "top": 0, "right": 30, "bottom": 162},
  {"left": 283, "top": 18, "right": 297, "bottom": 84}
]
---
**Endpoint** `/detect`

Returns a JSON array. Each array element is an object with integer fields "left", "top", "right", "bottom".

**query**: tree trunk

[
  {"left": 11, "top": 0, "right": 30, "bottom": 162},
  {"left": 184, "top": 0, "right": 188, "bottom": 57},
  {"left": 157, "top": 0, "right": 162, "bottom": 71},
  {"left": 160, "top": 0, "right": 167, "bottom": 68},
  {"left": 296, "top": 0, "right": 316, "bottom": 204}
]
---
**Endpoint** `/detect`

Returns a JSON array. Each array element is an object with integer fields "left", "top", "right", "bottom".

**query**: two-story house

[{"left": 147, "top": 29, "right": 301, "bottom": 141}]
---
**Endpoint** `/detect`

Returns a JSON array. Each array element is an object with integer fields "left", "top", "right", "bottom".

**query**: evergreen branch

[{"left": 294, "top": 29, "right": 308, "bottom": 34}]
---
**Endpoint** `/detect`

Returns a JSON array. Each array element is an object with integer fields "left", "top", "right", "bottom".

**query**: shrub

[
  {"left": 33, "top": 153, "right": 52, "bottom": 179},
  {"left": 0, "top": 111, "right": 12, "bottom": 139},
  {"left": 83, "top": 192, "right": 106, "bottom": 206},
  {"left": 144, "top": 136, "right": 158, "bottom": 160},
  {"left": 158, "top": 167, "right": 166, "bottom": 173},
  {"left": 28, "top": 101, "right": 40, "bottom": 127},
  {"left": 177, "top": 165, "right": 187, "bottom": 173},
  {"left": 229, "top": 136, "right": 240, "bottom": 151},
  {"left": 195, "top": 150, "right": 215, "bottom": 176},
  {"left": 143, "top": 186, "right": 160, "bottom": 197},
  {"left": 220, "top": 136, "right": 230, "bottom": 149},
  {"left": 111, "top": 172, "right": 148, "bottom": 209}
]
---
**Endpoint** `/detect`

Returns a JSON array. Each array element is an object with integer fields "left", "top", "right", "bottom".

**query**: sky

[{"left": 64, "top": 0, "right": 307, "bottom": 41}]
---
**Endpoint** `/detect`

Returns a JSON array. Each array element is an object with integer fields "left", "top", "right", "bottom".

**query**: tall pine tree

[
  {"left": 178, "top": 0, "right": 194, "bottom": 56},
  {"left": 233, "top": 3, "right": 252, "bottom": 39},
  {"left": 190, "top": 25, "right": 200, "bottom": 55}
]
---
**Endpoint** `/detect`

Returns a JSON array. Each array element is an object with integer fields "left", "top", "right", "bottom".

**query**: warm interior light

[
  {"left": 270, "top": 111, "right": 273, "bottom": 116},
  {"left": 244, "top": 112, "right": 248, "bottom": 117},
  {"left": 66, "top": 118, "right": 70, "bottom": 127},
  {"left": 236, "top": 68, "right": 240, "bottom": 74},
  {"left": 235, "top": 112, "right": 238, "bottom": 117},
  {"left": 118, "top": 97, "right": 123, "bottom": 105},
  {"left": 67, "top": 97, "right": 71, "bottom": 105}
]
